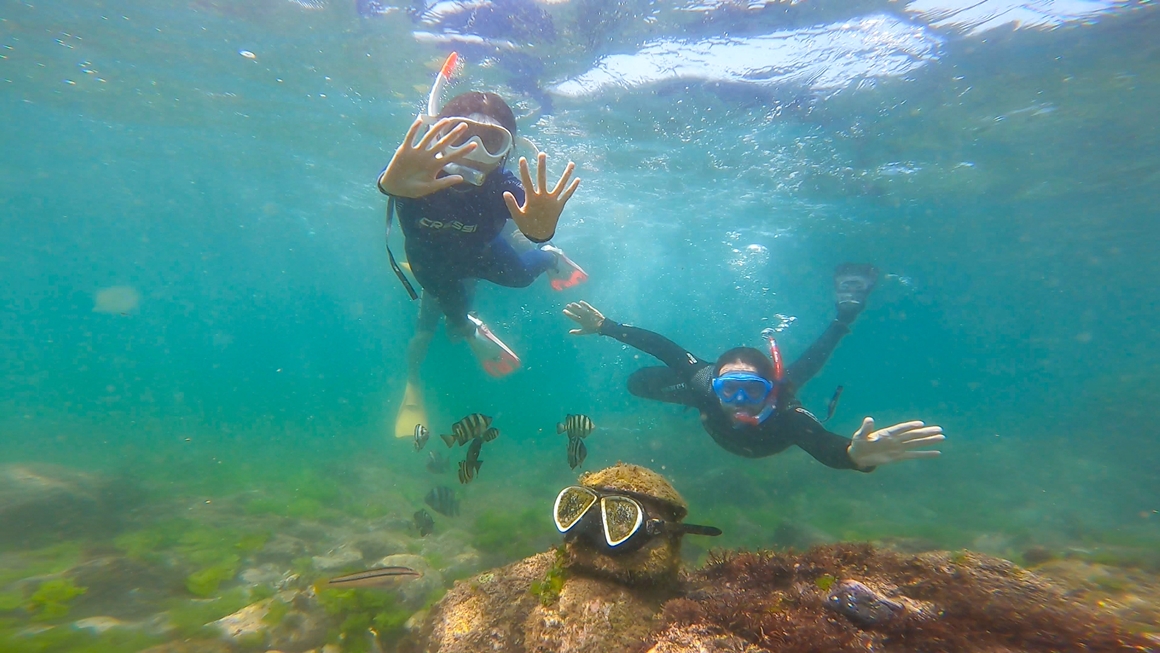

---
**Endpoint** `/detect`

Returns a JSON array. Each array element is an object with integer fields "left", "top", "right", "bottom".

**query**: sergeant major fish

[
  {"left": 441, "top": 413, "right": 493, "bottom": 447},
  {"left": 426, "top": 450, "right": 449, "bottom": 474},
  {"left": 414, "top": 424, "right": 430, "bottom": 451},
  {"left": 425, "top": 486, "right": 459, "bottom": 517},
  {"left": 458, "top": 437, "right": 483, "bottom": 484},
  {"left": 413, "top": 509, "right": 435, "bottom": 537},
  {"left": 557, "top": 414, "right": 595, "bottom": 439},
  {"left": 567, "top": 435, "right": 587, "bottom": 470}
]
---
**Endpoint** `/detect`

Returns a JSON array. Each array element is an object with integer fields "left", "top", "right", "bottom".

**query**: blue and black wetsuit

[
  {"left": 597, "top": 319, "right": 869, "bottom": 469},
  {"left": 384, "top": 170, "right": 555, "bottom": 336}
]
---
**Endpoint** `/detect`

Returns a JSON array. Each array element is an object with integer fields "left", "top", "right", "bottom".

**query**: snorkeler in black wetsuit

[{"left": 563, "top": 265, "right": 946, "bottom": 470}]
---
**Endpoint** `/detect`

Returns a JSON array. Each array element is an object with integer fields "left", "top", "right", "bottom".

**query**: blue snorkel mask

[
  {"left": 712, "top": 373, "right": 773, "bottom": 406},
  {"left": 712, "top": 332, "right": 784, "bottom": 427}
]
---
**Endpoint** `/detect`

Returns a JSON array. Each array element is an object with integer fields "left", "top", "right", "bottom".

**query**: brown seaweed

[{"left": 650, "top": 544, "right": 1156, "bottom": 652}]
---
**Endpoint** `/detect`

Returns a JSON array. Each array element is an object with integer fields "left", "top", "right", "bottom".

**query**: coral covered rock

[
  {"left": 564, "top": 463, "right": 694, "bottom": 586},
  {"left": 404, "top": 549, "right": 668, "bottom": 653},
  {"left": 647, "top": 544, "right": 1157, "bottom": 652},
  {"left": 578, "top": 463, "right": 688, "bottom": 519}
]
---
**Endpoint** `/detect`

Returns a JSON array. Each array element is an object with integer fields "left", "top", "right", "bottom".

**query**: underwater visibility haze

[{"left": 1, "top": 0, "right": 1158, "bottom": 650}]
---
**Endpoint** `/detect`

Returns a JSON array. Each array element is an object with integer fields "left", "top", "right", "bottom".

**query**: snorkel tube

[
  {"left": 732, "top": 331, "right": 784, "bottom": 427},
  {"left": 427, "top": 52, "right": 458, "bottom": 119},
  {"left": 421, "top": 52, "right": 486, "bottom": 186}
]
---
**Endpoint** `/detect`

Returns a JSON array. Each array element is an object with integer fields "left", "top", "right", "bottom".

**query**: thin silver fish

[
  {"left": 558, "top": 414, "right": 595, "bottom": 439},
  {"left": 821, "top": 386, "right": 843, "bottom": 423},
  {"left": 327, "top": 565, "right": 422, "bottom": 588},
  {"left": 567, "top": 435, "right": 587, "bottom": 470},
  {"left": 414, "top": 424, "right": 430, "bottom": 451}
]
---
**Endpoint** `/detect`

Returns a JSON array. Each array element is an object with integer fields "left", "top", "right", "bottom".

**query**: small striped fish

[
  {"left": 557, "top": 414, "right": 595, "bottom": 439},
  {"left": 567, "top": 435, "right": 587, "bottom": 470},
  {"left": 441, "top": 413, "right": 493, "bottom": 447},
  {"left": 458, "top": 437, "right": 483, "bottom": 484},
  {"left": 414, "top": 424, "right": 430, "bottom": 451}
]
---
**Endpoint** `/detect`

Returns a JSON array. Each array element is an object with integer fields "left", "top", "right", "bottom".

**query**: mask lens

[
  {"left": 554, "top": 486, "right": 597, "bottom": 533},
  {"left": 444, "top": 120, "right": 511, "bottom": 157},
  {"left": 600, "top": 496, "right": 644, "bottom": 547},
  {"left": 714, "top": 374, "right": 771, "bottom": 405},
  {"left": 471, "top": 124, "right": 511, "bottom": 155}
]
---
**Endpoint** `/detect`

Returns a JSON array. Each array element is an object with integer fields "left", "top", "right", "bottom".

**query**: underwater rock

[
  {"left": 209, "top": 589, "right": 326, "bottom": 651},
  {"left": 72, "top": 616, "right": 132, "bottom": 634},
  {"left": 404, "top": 549, "right": 668, "bottom": 653},
  {"left": 824, "top": 579, "right": 904, "bottom": 627},
  {"left": 643, "top": 625, "right": 756, "bottom": 653},
  {"left": 259, "top": 534, "right": 310, "bottom": 563},
  {"left": 564, "top": 463, "right": 691, "bottom": 587},
  {"left": 265, "top": 591, "right": 328, "bottom": 652},
  {"left": 1035, "top": 558, "right": 1160, "bottom": 633},
  {"left": 406, "top": 551, "right": 554, "bottom": 653},
  {"left": 0, "top": 464, "right": 139, "bottom": 546},
  {"left": 348, "top": 530, "right": 410, "bottom": 560},
  {"left": 212, "top": 598, "right": 271, "bottom": 641},
  {"left": 377, "top": 554, "right": 443, "bottom": 610},
  {"left": 311, "top": 545, "right": 363, "bottom": 571},
  {"left": 645, "top": 544, "right": 1156, "bottom": 652},
  {"left": 67, "top": 555, "right": 182, "bottom": 620},
  {"left": 442, "top": 550, "right": 485, "bottom": 581},
  {"left": 240, "top": 564, "right": 286, "bottom": 588},
  {"left": 523, "top": 572, "right": 664, "bottom": 652},
  {"left": 138, "top": 640, "right": 232, "bottom": 653}
]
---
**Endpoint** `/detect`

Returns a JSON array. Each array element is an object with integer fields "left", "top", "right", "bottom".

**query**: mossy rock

[{"left": 579, "top": 463, "right": 687, "bottom": 521}]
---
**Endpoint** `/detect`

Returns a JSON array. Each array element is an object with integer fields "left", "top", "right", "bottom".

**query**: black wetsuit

[
  {"left": 385, "top": 170, "right": 555, "bottom": 335},
  {"left": 598, "top": 319, "right": 869, "bottom": 470}
]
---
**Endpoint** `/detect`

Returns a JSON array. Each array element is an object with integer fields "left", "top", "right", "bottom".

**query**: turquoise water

[{"left": 2, "top": 0, "right": 1158, "bottom": 649}]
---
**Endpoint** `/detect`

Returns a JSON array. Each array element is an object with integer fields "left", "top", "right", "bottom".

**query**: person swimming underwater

[
  {"left": 378, "top": 54, "right": 587, "bottom": 438},
  {"left": 562, "top": 265, "right": 945, "bottom": 470}
]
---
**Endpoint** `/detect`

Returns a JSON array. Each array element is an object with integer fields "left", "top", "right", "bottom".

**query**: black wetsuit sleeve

[
  {"left": 598, "top": 320, "right": 704, "bottom": 380},
  {"left": 782, "top": 407, "right": 873, "bottom": 471}
]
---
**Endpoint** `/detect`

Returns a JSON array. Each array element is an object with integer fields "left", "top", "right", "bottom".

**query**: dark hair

[
  {"left": 437, "top": 92, "right": 517, "bottom": 137},
  {"left": 714, "top": 347, "right": 775, "bottom": 380}
]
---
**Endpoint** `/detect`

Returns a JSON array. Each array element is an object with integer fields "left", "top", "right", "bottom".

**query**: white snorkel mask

[{"left": 418, "top": 52, "right": 534, "bottom": 186}]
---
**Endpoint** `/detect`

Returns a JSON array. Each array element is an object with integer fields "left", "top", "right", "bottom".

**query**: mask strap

[{"left": 385, "top": 198, "right": 419, "bottom": 301}]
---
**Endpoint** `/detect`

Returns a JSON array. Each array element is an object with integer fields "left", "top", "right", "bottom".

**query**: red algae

[{"left": 646, "top": 544, "right": 1157, "bottom": 653}]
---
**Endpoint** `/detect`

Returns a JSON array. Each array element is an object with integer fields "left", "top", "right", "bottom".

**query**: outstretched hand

[
  {"left": 563, "top": 301, "right": 605, "bottom": 336},
  {"left": 377, "top": 116, "right": 478, "bottom": 198},
  {"left": 847, "top": 417, "right": 944, "bottom": 469},
  {"left": 503, "top": 152, "right": 580, "bottom": 242}
]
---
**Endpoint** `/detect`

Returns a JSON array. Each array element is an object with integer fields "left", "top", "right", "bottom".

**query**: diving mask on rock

[{"left": 553, "top": 486, "right": 721, "bottom": 553}]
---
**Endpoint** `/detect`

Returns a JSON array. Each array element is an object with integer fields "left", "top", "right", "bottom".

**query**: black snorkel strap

[
  {"left": 677, "top": 523, "right": 723, "bottom": 537},
  {"left": 385, "top": 197, "right": 419, "bottom": 301},
  {"left": 645, "top": 519, "right": 722, "bottom": 538}
]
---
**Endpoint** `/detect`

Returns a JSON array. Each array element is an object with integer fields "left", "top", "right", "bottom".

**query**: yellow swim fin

[{"left": 394, "top": 381, "right": 428, "bottom": 439}]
